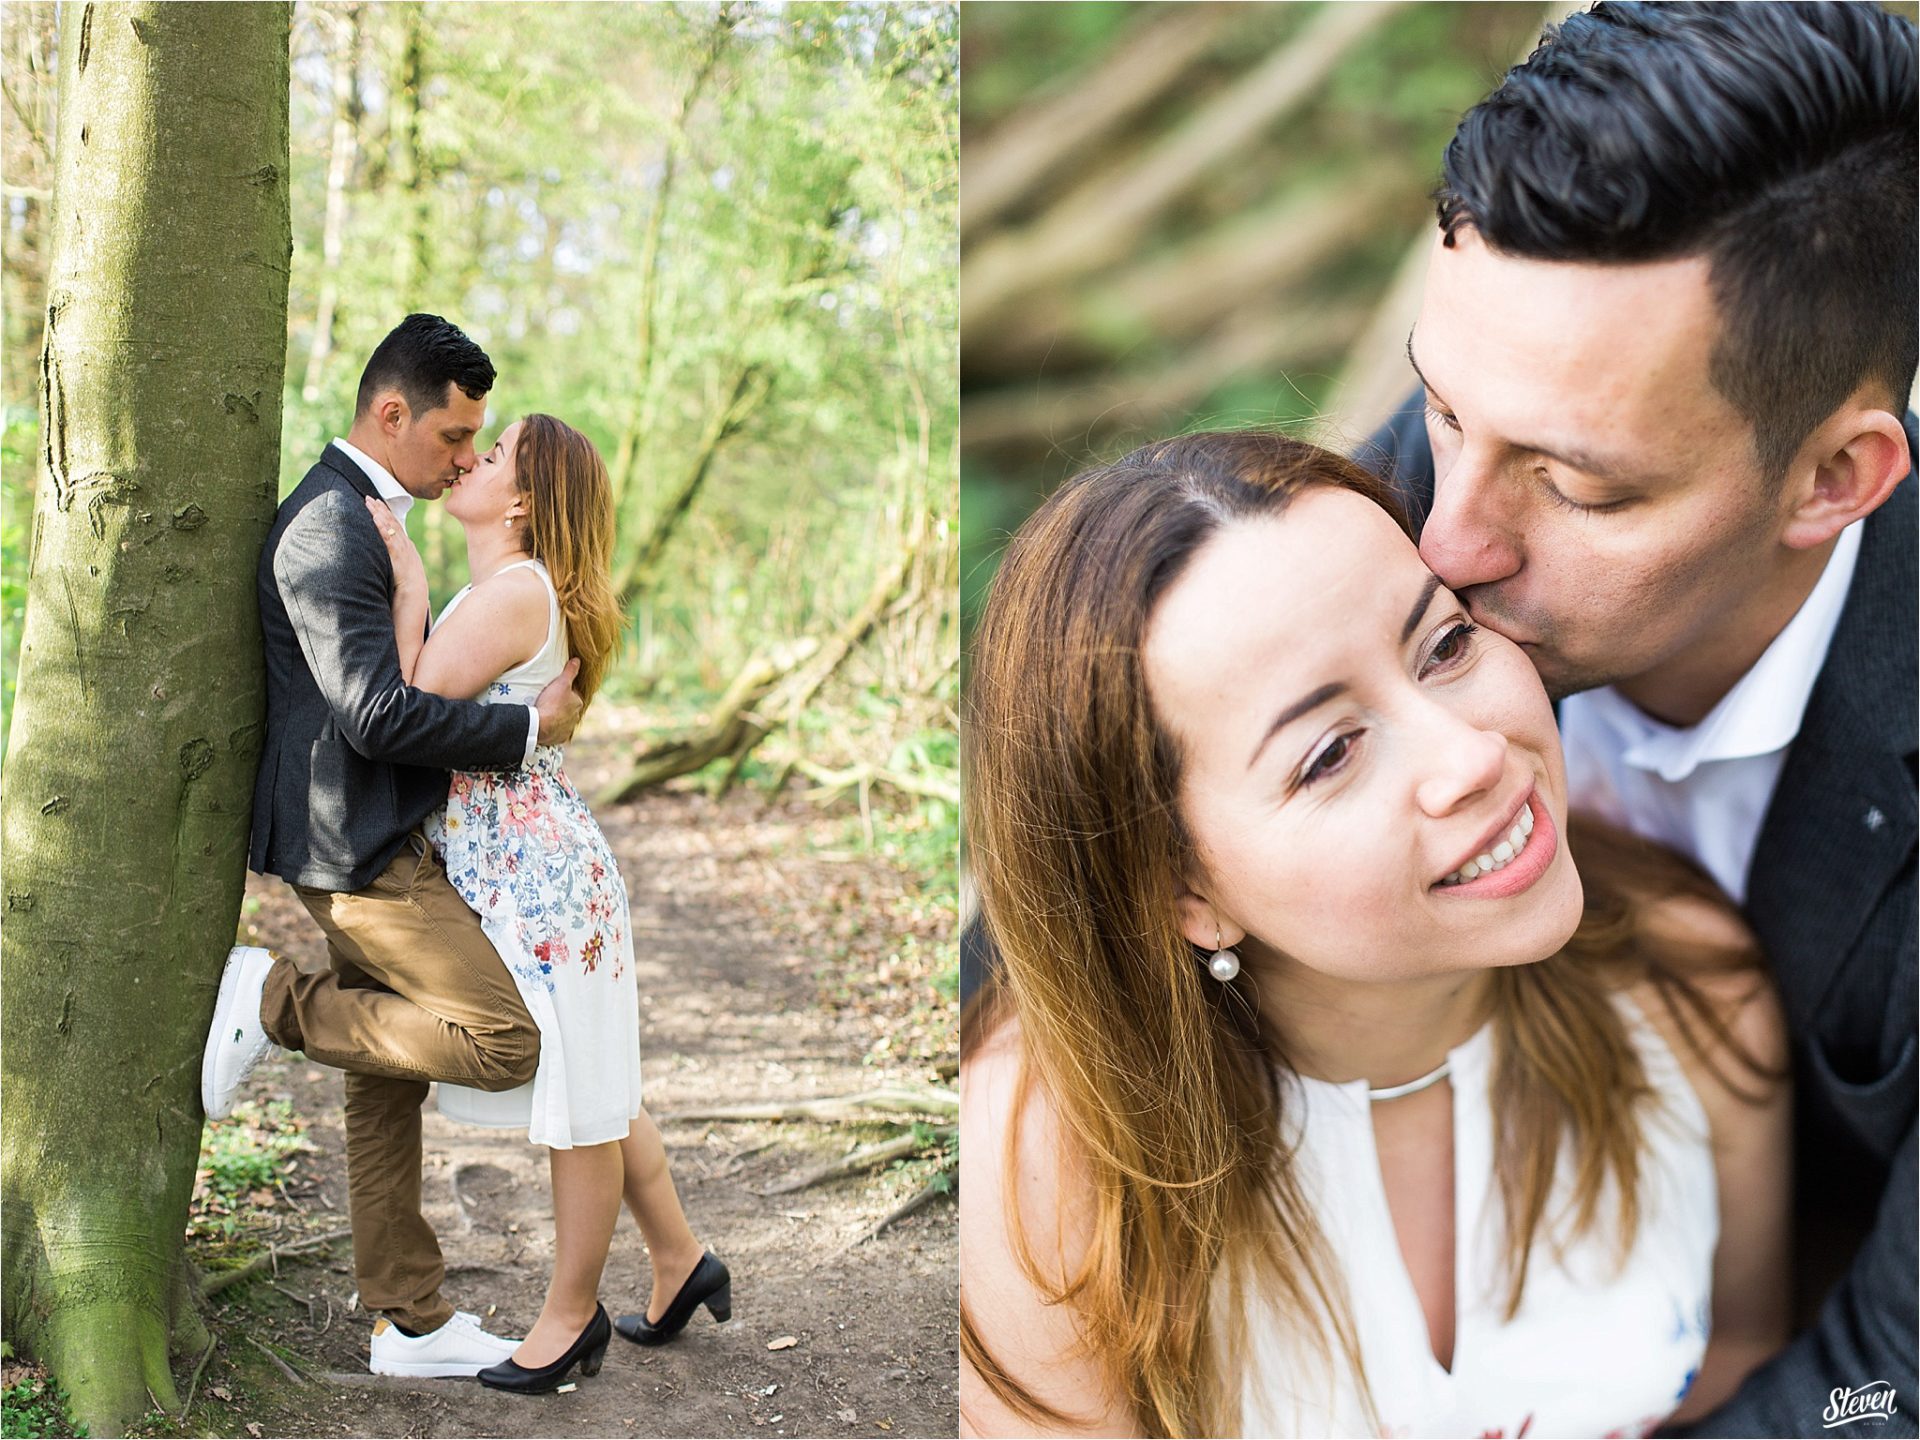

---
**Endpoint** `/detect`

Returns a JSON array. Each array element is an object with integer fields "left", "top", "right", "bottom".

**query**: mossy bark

[{"left": 0, "top": 4, "right": 290, "bottom": 1434}]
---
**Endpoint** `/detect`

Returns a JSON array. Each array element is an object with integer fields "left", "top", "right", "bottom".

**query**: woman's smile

[{"left": 1433, "top": 787, "right": 1558, "bottom": 898}]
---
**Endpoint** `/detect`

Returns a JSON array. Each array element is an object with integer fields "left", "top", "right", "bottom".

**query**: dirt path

[{"left": 201, "top": 724, "right": 958, "bottom": 1440}]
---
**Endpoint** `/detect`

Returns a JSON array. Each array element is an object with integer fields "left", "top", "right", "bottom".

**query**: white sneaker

[
  {"left": 369, "top": 1310, "right": 521, "bottom": 1378},
  {"left": 201, "top": 945, "right": 280, "bottom": 1120}
]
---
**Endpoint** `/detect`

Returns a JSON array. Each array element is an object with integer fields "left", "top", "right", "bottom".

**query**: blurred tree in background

[
  {"left": 960, "top": 1, "right": 1567, "bottom": 632},
  {"left": 4, "top": 2, "right": 958, "bottom": 836}
]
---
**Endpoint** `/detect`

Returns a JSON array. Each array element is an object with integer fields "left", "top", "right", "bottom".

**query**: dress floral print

[
  {"left": 433, "top": 748, "right": 628, "bottom": 992},
  {"left": 425, "top": 558, "right": 645, "bottom": 1149}
]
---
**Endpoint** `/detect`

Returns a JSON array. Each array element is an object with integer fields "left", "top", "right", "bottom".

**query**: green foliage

[
  {"left": 190, "top": 1101, "right": 311, "bottom": 1241},
  {"left": 2, "top": 1377, "right": 88, "bottom": 1439}
]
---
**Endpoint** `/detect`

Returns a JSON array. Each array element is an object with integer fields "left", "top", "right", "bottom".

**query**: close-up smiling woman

[{"left": 957, "top": 432, "right": 1791, "bottom": 1438}]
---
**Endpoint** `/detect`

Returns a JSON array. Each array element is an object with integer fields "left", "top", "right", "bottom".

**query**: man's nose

[
  {"left": 1418, "top": 449, "right": 1523, "bottom": 592},
  {"left": 1412, "top": 702, "right": 1508, "bottom": 820}
]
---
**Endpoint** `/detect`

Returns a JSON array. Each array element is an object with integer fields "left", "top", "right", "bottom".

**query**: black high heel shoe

[
  {"left": 613, "top": 1251, "right": 732, "bottom": 1345},
  {"left": 478, "top": 1304, "right": 611, "bottom": 1393}
]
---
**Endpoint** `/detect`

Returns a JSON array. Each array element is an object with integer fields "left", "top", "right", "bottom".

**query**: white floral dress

[{"left": 425, "top": 558, "right": 644, "bottom": 1148}]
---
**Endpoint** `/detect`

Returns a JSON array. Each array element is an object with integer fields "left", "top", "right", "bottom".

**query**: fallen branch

[
  {"left": 859, "top": 1166, "right": 956, "bottom": 1243},
  {"left": 247, "top": 1335, "right": 309, "bottom": 1386},
  {"left": 199, "top": 1227, "right": 354, "bottom": 1297},
  {"left": 669, "top": 1087, "right": 958, "bottom": 1123},
  {"left": 759, "top": 1126, "right": 956, "bottom": 1196},
  {"left": 596, "top": 642, "right": 816, "bottom": 806},
  {"left": 793, "top": 760, "right": 959, "bottom": 808}
]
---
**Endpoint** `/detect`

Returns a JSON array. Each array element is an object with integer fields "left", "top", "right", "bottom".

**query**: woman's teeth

[{"left": 1439, "top": 803, "right": 1535, "bottom": 886}]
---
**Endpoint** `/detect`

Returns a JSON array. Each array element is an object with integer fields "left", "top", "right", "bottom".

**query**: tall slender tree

[{"left": 1, "top": 4, "right": 291, "bottom": 1433}]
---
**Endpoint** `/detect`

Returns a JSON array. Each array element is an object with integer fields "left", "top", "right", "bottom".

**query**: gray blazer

[
  {"left": 248, "top": 443, "right": 532, "bottom": 892},
  {"left": 1365, "top": 399, "right": 1918, "bottom": 1438}
]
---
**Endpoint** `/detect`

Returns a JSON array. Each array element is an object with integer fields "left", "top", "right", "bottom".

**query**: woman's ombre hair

[{"left": 510, "top": 414, "right": 626, "bottom": 708}]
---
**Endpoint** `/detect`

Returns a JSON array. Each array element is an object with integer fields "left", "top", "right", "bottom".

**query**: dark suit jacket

[
  {"left": 248, "top": 443, "right": 532, "bottom": 892},
  {"left": 1363, "top": 396, "right": 1918, "bottom": 1438}
]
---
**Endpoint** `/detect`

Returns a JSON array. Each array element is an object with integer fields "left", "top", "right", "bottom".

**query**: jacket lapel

[
  {"left": 320, "top": 441, "right": 381, "bottom": 501},
  {"left": 1745, "top": 448, "right": 1917, "bottom": 1020}
]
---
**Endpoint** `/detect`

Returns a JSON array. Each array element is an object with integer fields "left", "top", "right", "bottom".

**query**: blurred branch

[
  {"left": 961, "top": 3, "right": 1236, "bottom": 239},
  {"left": 596, "top": 638, "right": 817, "bottom": 806},
  {"left": 973, "top": 167, "right": 1412, "bottom": 373},
  {"left": 602, "top": 475, "right": 930, "bottom": 803},
  {"left": 965, "top": 300, "right": 1367, "bottom": 451},
  {"left": 669, "top": 1088, "right": 958, "bottom": 1122},
  {"left": 1314, "top": 232, "right": 1433, "bottom": 447},
  {"left": 0, "top": 74, "right": 48, "bottom": 162},
  {"left": 963, "top": 1, "right": 1406, "bottom": 331},
  {"left": 610, "top": 4, "right": 741, "bottom": 507},
  {"left": 792, "top": 760, "right": 959, "bottom": 808},
  {"left": 614, "top": 361, "right": 768, "bottom": 608},
  {"left": 1319, "top": 1, "right": 1584, "bottom": 441}
]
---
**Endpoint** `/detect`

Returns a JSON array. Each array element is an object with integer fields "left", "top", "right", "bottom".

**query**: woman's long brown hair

[
  {"left": 511, "top": 414, "right": 626, "bottom": 707},
  {"left": 960, "top": 431, "right": 1775, "bottom": 1437}
]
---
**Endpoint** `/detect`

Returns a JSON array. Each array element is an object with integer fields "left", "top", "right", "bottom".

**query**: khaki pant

[{"left": 262, "top": 831, "right": 537, "bottom": 1332}]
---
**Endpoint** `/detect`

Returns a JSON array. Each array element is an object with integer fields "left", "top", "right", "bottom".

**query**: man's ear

[
  {"left": 373, "top": 392, "right": 410, "bottom": 436},
  {"left": 1780, "top": 401, "right": 1909, "bottom": 551},
  {"left": 1174, "top": 881, "right": 1244, "bottom": 954}
]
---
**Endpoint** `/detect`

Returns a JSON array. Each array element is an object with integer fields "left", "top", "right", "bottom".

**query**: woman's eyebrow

[
  {"left": 1402, "top": 574, "right": 1443, "bottom": 643},
  {"left": 1247, "top": 682, "right": 1346, "bottom": 771}
]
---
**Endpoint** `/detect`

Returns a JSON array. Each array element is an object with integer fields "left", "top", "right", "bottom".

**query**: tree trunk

[
  {"left": 390, "top": 1, "right": 428, "bottom": 308},
  {"left": 0, "top": 5, "right": 290, "bottom": 1434},
  {"left": 608, "top": 5, "right": 737, "bottom": 510},
  {"left": 612, "top": 362, "right": 767, "bottom": 608}
]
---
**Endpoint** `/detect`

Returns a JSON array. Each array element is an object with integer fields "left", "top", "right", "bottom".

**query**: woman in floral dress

[{"left": 365, "top": 414, "right": 731, "bottom": 1393}]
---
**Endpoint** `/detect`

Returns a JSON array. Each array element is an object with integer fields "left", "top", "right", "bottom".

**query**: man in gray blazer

[
  {"left": 202, "top": 314, "right": 584, "bottom": 1377},
  {"left": 1369, "top": 6, "right": 1915, "bottom": 1434}
]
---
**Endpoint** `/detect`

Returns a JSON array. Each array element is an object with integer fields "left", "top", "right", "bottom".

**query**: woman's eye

[
  {"left": 1301, "top": 731, "right": 1360, "bottom": 788},
  {"left": 1424, "top": 403, "right": 1462, "bottom": 433},
  {"left": 1423, "top": 622, "right": 1479, "bottom": 675}
]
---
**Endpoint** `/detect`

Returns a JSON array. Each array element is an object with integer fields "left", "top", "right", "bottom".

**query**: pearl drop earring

[{"left": 1208, "top": 925, "right": 1240, "bottom": 983}]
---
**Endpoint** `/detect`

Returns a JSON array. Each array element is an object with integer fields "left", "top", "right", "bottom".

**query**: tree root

[
  {"left": 246, "top": 1335, "right": 308, "bottom": 1386},
  {"left": 198, "top": 1228, "right": 353, "bottom": 1297},
  {"left": 177, "top": 1332, "right": 218, "bottom": 1422},
  {"left": 859, "top": 1166, "right": 956, "bottom": 1242}
]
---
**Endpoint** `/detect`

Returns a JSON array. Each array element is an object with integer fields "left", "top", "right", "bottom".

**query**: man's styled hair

[
  {"left": 353, "top": 313, "right": 497, "bottom": 420},
  {"left": 1437, "top": 1, "right": 1918, "bottom": 480}
]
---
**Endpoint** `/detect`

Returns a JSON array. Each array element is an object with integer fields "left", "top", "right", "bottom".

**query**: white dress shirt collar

[
  {"left": 333, "top": 436, "right": 413, "bottom": 526},
  {"left": 1575, "top": 518, "right": 1863, "bottom": 783}
]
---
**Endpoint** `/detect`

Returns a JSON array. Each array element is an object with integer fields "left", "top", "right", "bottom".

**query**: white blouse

[{"left": 1243, "top": 995, "right": 1716, "bottom": 1439}]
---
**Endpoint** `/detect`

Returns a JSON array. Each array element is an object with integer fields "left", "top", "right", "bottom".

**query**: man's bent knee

[{"left": 469, "top": 1020, "right": 539, "bottom": 1091}]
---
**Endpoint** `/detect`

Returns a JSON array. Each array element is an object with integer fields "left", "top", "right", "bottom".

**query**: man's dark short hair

[
  {"left": 354, "top": 313, "right": 496, "bottom": 421},
  {"left": 1437, "top": 1, "right": 1918, "bottom": 480}
]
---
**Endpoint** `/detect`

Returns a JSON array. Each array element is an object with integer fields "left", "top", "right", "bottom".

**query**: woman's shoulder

[
  {"left": 459, "top": 563, "right": 553, "bottom": 629},
  {"left": 961, "top": 1015, "right": 1089, "bottom": 1238},
  {"left": 960, "top": 1013, "right": 1133, "bottom": 1436}
]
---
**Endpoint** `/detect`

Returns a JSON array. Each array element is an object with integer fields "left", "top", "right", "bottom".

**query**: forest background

[
  {"left": 4, "top": 0, "right": 959, "bottom": 841},
  {"left": 1, "top": 5, "right": 958, "bottom": 1436}
]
